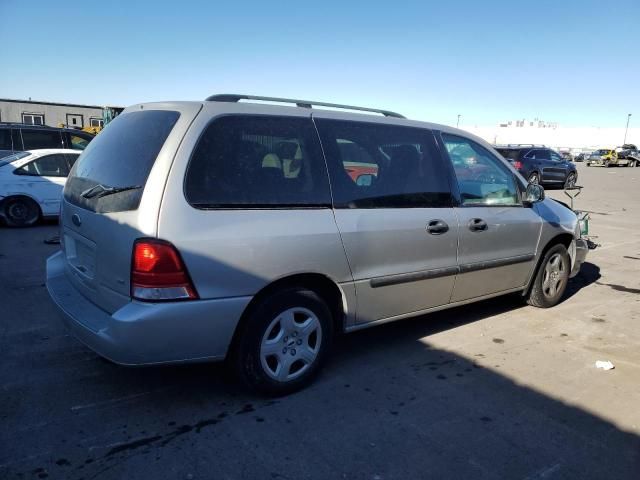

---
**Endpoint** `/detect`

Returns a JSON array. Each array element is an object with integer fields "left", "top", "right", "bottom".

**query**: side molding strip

[{"left": 369, "top": 254, "right": 535, "bottom": 289}]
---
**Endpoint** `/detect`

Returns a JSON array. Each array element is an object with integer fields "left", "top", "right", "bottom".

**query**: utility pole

[
  {"left": 456, "top": 114, "right": 461, "bottom": 128},
  {"left": 623, "top": 113, "right": 632, "bottom": 144}
]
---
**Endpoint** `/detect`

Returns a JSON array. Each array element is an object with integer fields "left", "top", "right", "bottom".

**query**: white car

[{"left": 0, "top": 149, "right": 80, "bottom": 227}]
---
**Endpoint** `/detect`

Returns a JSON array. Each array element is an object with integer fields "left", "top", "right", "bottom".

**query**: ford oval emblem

[{"left": 72, "top": 214, "right": 82, "bottom": 227}]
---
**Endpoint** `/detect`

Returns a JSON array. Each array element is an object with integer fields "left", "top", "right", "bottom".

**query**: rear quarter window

[
  {"left": 64, "top": 110, "right": 180, "bottom": 213},
  {"left": 184, "top": 115, "right": 331, "bottom": 208}
]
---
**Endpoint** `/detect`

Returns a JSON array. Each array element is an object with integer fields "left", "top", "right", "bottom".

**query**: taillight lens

[
  {"left": 131, "top": 239, "right": 198, "bottom": 301},
  {"left": 513, "top": 161, "right": 523, "bottom": 170}
]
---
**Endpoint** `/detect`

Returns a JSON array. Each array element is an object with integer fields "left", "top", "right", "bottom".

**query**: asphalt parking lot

[{"left": 1, "top": 163, "right": 639, "bottom": 480}]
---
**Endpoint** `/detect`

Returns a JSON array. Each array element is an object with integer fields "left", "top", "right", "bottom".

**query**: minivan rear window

[{"left": 64, "top": 110, "right": 180, "bottom": 213}]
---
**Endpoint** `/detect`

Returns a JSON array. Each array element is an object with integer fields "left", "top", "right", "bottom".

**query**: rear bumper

[
  {"left": 46, "top": 251, "right": 251, "bottom": 365},
  {"left": 570, "top": 238, "right": 589, "bottom": 278}
]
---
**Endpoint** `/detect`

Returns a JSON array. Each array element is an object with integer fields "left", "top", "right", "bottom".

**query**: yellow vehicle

[{"left": 586, "top": 149, "right": 621, "bottom": 167}]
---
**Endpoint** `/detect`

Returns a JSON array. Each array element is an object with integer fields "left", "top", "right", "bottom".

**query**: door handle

[
  {"left": 427, "top": 219, "right": 449, "bottom": 235},
  {"left": 468, "top": 218, "right": 488, "bottom": 232}
]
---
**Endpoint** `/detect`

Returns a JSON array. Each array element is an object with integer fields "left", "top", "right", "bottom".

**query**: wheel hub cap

[{"left": 260, "top": 307, "right": 322, "bottom": 382}]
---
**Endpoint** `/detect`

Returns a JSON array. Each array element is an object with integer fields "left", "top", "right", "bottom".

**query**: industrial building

[{"left": 0, "top": 98, "right": 121, "bottom": 129}]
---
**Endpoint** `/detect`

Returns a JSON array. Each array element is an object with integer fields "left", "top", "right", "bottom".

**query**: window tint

[
  {"left": 21, "top": 129, "right": 62, "bottom": 149},
  {"left": 0, "top": 128, "right": 12, "bottom": 149},
  {"left": 18, "top": 154, "right": 70, "bottom": 177},
  {"left": 528, "top": 149, "right": 550, "bottom": 160},
  {"left": 315, "top": 119, "right": 451, "bottom": 208},
  {"left": 64, "top": 110, "right": 180, "bottom": 213},
  {"left": 495, "top": 148, "right": 520, "bottom": 161},
  {"left": 185, "top": 116, "right": 331, "bottom": 208},
  {"left": 442, "top": 134, "right": 519, "bottom": 206}
]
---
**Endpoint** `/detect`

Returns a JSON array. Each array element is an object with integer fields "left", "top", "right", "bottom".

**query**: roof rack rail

[
  {"left": 205, "top": 94, "right": 406, "bottom": 119},
  {"left": 506, "top": 143, "right": 547, "bottom": 147}
]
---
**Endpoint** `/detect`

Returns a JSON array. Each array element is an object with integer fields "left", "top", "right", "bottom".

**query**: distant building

[
  {"left": 0, "top": 98, "right": 122, "bottom": 129},
  {"left": 498, "top": 118, "right": 558, "bottom": 129}
]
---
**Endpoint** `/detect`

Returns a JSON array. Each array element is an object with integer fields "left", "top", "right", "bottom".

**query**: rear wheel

[
  {"left": 528, "top": 172, "right": 540, "bottom": 184},
  {"left": 231, "top": 288, "right": 334, "bottom": 395},
  {"left": 3, "top": 197, "right": 40, "bottom": 227},
  {"left": 526, "top": 244, "right": 570, "bottom": 308}
]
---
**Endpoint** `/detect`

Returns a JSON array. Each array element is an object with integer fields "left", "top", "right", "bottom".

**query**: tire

[
  {"left": 564, "top": 172, "right": 577, "bottom": 189},
  {"left": 231, "top": 288, "right": 334, "bottom": 395},
  {"left": 528, "top": 172, "right": 540, "bottom": 184},
  {"left": 3, "top": 196, "right": 40, "bottom": 227},
  {"left": 604, "top": 160, "right": 611, "bottom": 168},
  {"left": 526, "top": 244, "right": 570, "bottom": 308}
]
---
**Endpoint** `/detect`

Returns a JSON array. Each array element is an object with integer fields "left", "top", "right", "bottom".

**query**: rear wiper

[{"left": 81, "top": 183, "right": 142, "bottom": 199}]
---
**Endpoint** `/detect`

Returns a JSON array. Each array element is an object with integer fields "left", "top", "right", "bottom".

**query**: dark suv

[
  {"left": 494, "top": 145, "right": 578, "bottom": 188},
  {"left": 0, "top": 123, "right": 95, "bottom": 158}
]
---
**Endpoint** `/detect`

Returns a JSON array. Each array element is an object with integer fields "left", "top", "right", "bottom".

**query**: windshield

[
  {"left": 0, "top": 151, "right": 30, "bottom": 168},
  {"left": 594, "top": 149, "right": 609, "bottom": 155},
  {"left": 63, "top": 110, "right": 180, "bottom": 213}
]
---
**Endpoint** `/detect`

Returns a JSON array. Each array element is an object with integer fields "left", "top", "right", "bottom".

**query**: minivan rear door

[
  {"left": 315, "top": 116, "right": 459, "bottom": 325},
  {"left": 60, "top": 103, "right": 202, "bottom": 314}
]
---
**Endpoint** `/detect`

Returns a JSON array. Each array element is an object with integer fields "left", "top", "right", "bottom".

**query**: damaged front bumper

[{"left": 570, "top": 238, "right": 589, "bottom": 278}]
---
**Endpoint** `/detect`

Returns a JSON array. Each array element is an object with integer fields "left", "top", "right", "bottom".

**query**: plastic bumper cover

[{"left": 46, "top": 251, "right": 251, "bottom": 365}]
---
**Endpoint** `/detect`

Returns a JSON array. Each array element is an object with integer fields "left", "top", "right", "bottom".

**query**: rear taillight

[
  {"left": 513, "top": 161, "right": 523, "bottom": 170},
  {"left": 131, "top": 239, "right": 198, "bottom": 301}
]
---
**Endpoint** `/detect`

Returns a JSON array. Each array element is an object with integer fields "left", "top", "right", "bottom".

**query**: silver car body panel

[{"left": 46, "top": 100, "right": 586, "bottom": 364}]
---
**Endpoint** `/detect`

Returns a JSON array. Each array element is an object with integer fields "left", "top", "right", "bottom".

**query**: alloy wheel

[{"left": 542, "top": 253, "right": 566, "bottom": 299}]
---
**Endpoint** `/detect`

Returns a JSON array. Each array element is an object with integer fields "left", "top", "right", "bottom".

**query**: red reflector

[
  {"left": 132, "top": 239, "right": 198, "bottom": 301},
  {"left": 513, "top": 161, "right": 523, "bottom": 170}
]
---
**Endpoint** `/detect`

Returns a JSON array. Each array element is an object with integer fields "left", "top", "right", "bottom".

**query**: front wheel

[
  {"left": 604, "top": 160, "right": 611, "bottom": 167},
  {"left": 526, "top": 244, "right": 570, "bottom": 308},
  {"left": 528, "top": 172, "right": 540, "bottom": 184},
  {"left": 564, "top": 172, "right": 577, "bottom": 189},
  {"left": 3, "top": 197, "right": 40, "bottom": 227},
  {"left": 231, "top": 288, "right": 334, "bottom": 395}
]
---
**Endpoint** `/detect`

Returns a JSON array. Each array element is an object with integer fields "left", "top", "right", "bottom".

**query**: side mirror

[{"left": 524, "top": 183, "right": 545, "bottom": 205}]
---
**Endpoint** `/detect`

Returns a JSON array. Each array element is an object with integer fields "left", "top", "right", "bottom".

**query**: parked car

[
  {"left": 586, "top": 148, "right": 637, "bottom": 167},
  {"left": 0, "top": 149, "right": 80, "bottom": 226},
  {"left": 574, "top": 152, "right": 589, "bottom": 162},
  {"left": 494, "top": 145, "right": 578, "bottom": 187},
  {"left": 46, "top": 95, "right": 588, "bottom": 395},
  {"left": 0, "top": 123, "right": 94, "bottom": 159},
  {"left": 560, "top": 151, "right": 574, "bottom": 162},
  {"left": 615, "top": 144, "right": 639, "bottom": 162}
]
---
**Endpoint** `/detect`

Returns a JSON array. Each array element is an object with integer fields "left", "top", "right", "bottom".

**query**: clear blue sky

[{"left": 1, "top": 0, "right": 638, "bottom": 128}]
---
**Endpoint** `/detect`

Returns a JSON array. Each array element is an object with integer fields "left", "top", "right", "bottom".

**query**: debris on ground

[{"left": 595, "top": 360, "right": 615, "bottom": 371}]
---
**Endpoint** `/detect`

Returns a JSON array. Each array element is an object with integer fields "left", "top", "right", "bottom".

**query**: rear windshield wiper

[{"left": 81, "top": 183, "right": 142, "bottom": 199}]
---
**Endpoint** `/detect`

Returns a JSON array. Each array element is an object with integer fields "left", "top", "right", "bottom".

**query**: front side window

[
  {"left": 16, "top": 154, "right": 70, "bottom": 177},
  {"left": 21, "top": 129, "right": 62, "bottom": 149},
  {"left": 67, "top": 132, "right": 93, "bottom": 150},
  {"left": 315, "top": 119, "right": 452, "bottom": 208},
  {"left": 550, "top": 151, "right": 563, "bottom": 162},
  {"left": 442, "top": 134, "right": 519, "bottom": 206},
  {"left": 185, "top": 116, "right": 331, "bottom": 208},
  {"left": 22, "top": 113, "right": 44, "bottom": 125}
]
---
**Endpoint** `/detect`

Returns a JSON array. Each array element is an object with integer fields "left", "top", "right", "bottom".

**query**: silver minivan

[{"left": 46, "top": 95, "right": 588, "bottom": 394}]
